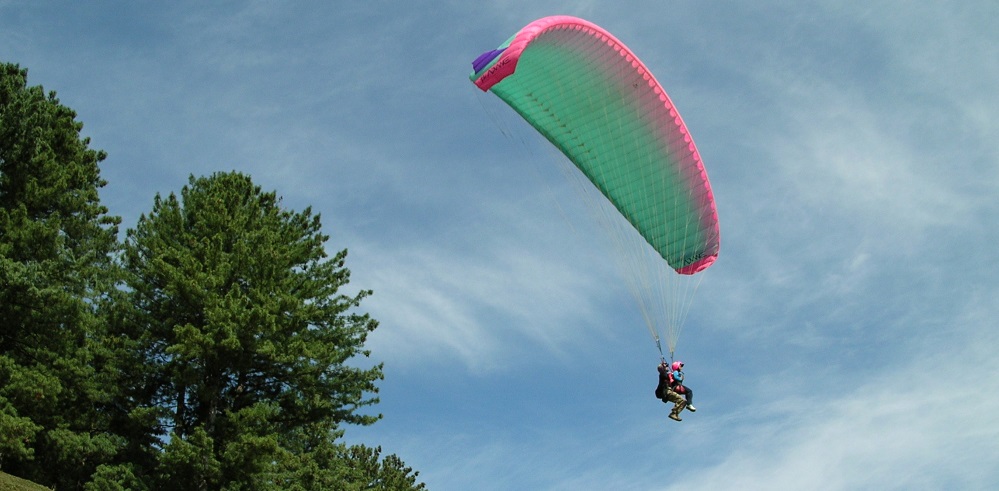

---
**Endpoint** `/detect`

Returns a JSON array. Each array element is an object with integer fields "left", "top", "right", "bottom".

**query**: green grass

[{"left": 0, "top": 472, "right": 51, "bottom": 491}]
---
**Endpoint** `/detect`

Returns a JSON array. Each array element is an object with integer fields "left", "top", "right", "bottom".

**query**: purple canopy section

[{"left": 472, "top": 48, "right": 506, "bottom": 74}]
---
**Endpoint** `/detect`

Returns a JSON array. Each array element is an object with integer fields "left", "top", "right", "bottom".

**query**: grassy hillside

[{"left": 0, "top": 472, "right": 50, "bottom": 491}]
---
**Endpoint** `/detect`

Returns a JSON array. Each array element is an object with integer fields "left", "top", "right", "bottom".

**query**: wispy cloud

[
  {"left": 353, "top": 202, "right": 620, "bottom": 372},
  {"left": 667, "top": 312, "right": 999, "bottom": 490},
  {"left": 5, "top": 2, "right": 999, "bottom": 489}
]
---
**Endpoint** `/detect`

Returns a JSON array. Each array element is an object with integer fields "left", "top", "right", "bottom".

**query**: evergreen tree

[
  {"left": 1, "top": 61, "right": 423, "bottom": 490},
  {"left": 270, "top": 422, "right": 425, "bottom": 490},
  {"left": 0, "top": 63, "right": 122, "bottom": 488},
  {"left": 119, "top": 172, "right": 402, "bottom": 488}
]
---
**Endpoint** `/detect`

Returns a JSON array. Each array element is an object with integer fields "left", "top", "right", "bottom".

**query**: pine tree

[
  {"left": 119, "top": 172, "right": 391, "bottom": 488},
  {"left": 0, "top": 63, "right": 122, "bottom": 488}
]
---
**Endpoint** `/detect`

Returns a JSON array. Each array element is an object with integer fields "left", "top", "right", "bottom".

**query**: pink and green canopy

[{"left": 471, "top": 15, "right": 719, "bottom": 275}]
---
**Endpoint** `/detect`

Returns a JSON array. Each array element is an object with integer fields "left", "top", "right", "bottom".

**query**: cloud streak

[{"left": 4, "top": 1, "right": 998, "bottom": 489}]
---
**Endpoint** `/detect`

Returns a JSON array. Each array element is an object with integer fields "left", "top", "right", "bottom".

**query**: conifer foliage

[
  {"left": 118, "top": 172, "right": 389, "bottom": 488},
  {"left": 0, "top": 62, "right": 424, "bottom": 490},
  {"left": 0, "top": 63, "right": 122, "bottom": 489}
]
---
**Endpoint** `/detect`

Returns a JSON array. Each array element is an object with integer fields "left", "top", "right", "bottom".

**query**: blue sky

[{"left": 4, "top": 1, "right": 998, "bottom": 489}]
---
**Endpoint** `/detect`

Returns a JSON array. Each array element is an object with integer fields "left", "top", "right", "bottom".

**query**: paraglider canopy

[
  {"left": 470, "top": 15, "right": 719, "bottom": 275},
  {"left": 470, "top": 15, "right": 719, "bottom": 356}
]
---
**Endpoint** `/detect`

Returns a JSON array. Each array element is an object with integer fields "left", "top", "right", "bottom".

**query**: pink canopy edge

[
  {"left": 473, "top": 16, "right": 614, "bottom": 92},
  {"left": 473, "top": 15, "right": 721, "bottom": 275},
  {"left": 676, "top": 255, "right": 717, "bottom": 275}
]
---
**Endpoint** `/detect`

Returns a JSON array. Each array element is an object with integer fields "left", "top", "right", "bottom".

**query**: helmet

[{"left": 671, "top": 361, "right": 684, "bottom": 371}]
